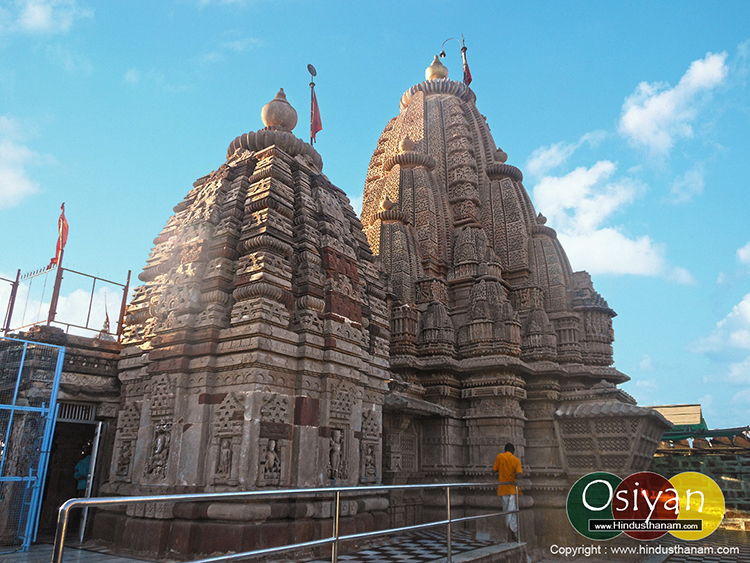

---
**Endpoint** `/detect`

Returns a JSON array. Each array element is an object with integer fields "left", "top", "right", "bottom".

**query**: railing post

[
  {"left": 446, "top": 486, "right": 452, "bottom": 563},
  {"left": 331, "top": 490, "right": 340, "bottom": 563},
  {"left": 52, "top": 501, "right": 71, "bottom": 563},
  {"left": 515, "top": 486, "right": 521, "bottom": 544}
]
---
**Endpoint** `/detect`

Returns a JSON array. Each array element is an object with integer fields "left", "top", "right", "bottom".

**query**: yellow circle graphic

[{"left": 669, "top": 472, "right": 725, "bottom": 540}]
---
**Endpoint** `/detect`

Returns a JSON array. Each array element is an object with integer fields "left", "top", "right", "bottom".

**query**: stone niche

[{"left": 94, "top": 90, "right": 390, "bottom": 558}]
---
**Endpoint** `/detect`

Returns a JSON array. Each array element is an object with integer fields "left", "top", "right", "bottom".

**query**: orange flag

[
  {"left": 49, "top": 203, "right": 69, "bottom": 268},
  {"left": 311, "top": 87, "right": 322, "bottom": 142}
]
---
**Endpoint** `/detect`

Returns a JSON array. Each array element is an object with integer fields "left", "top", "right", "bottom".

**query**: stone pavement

[
  {"left": 305, "top": 529, "right": 525, "bottom": 563},
  {"left": 0, "top": 544, "right": 153, "bottom": 563},
  {"left": 0, "top": 530, "right": 523, "bottom": 563},
  {"left": 5, "top": 529, "right": 746, "bottom": 563}
]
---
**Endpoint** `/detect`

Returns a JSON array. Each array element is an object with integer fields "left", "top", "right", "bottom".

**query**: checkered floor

[{"left": 305, "top": 529, "right": 504, "bottom": 563}]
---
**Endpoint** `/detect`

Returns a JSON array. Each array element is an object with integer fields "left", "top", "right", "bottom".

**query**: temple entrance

[
  {"left": 38, "top": 422, "right": 94, "bottom": 536},
  {"left": 38, "top": 403, "right": 103, "bottom": 540}
]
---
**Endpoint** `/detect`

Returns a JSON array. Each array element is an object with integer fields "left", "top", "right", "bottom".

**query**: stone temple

[{"left": 95, "top": 57, "right": 670, "bottom": 558}]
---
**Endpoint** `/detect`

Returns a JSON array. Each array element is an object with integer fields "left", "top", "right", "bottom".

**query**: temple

[{"left": 94, "top": 57, "right": 670, "bottom": 558}]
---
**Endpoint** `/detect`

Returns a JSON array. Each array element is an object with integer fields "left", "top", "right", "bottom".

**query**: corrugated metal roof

[{"left": 648, "top": 404, "right": 702, "bottom": 426}]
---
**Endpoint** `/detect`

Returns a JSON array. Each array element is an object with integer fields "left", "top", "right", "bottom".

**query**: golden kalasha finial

[{"left": 426, "top": 56, "right": 448, "bottom": 81}]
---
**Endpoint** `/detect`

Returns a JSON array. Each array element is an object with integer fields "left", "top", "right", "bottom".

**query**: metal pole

[
  {"left": 310, "top": 80, "right": 315, "bottom": 145},
  {"left": 331, "top": 490, "right": 340, "bottom": 563},
  {"left": 117, "top": 270, "right": 131, "bottom": 340},
  {"left": 47, "top": 248, "right": 65, "bottom": 326},
  {"left": 3, "top": 269, "right": 21, "bottom": 335},
  {"left": 85, "top": 276, "right": 96, "bottom": 329},
  {"left": 79, "top": 421, "right": 103, "bottom": 543},
  {"left": 52, "top": 502, "right": 71, "bottom": 563},
  {"left": 446, "top": 486, "right": 452, "bottom": 563},
  {"left": 515, "top": 486, "right": 521, "bottom": 544}
]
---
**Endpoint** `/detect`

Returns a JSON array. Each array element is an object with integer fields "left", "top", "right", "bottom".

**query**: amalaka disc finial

[
  {"left": 426, "top": 55, "right": 448, "bottom": 81},
  {"left": 261, "top": 88, "right": 298, "bottom": 131},
  {"left": 399, "top": 135, "right": 416, "bottom": 153}
]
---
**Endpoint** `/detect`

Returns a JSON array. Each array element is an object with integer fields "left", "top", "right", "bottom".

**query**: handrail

[{"left": 53, "top": 481, "right": 521, "bottom": 563}]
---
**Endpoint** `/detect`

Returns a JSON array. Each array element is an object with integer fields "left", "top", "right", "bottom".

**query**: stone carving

[
  {"left": 116, "top": 440, "right": 133, "bottom": 477},
  {"left": 329, "top": 429, "right": 346, "bottom": 481},
  {"left": 360, "top": 443, "right": 378, "bottom": 483},
  {"left": 146, "top": 421, "right": 171, "bottom": 478},
  {"left": 113, "top": 402, "right": 140, "bottom": 481},
  {"left": 211, "top": 394, "right": 244, "bottom": 485},
  {"left": 330, "top": 383, "right": 354, "bottom": 423},
  {"left": 261, "top": 394, "right": 290, "bottom": 425},
  {"left": 216, "top": 437, "right": 233, "bottom": 476},
  {"left": 260, "top": 439, "right": 281, "bottom": 484}
]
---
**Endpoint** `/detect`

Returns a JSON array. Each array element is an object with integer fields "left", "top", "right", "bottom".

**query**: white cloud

[
  {"left": 635, "top": 378, "right": 658, "bottom": 391},
  {"left": 0, "top": 272, "right": 119, "bottom": 336},
  {"left": 619, "top": 52, "right": 728, "bottom": 155},
  {"left": 348, "top": 192, "right": 363, "bottom": 217},
  {"left": 737, "top": 242, "right": 750, "bottom": 264},
  {"left": 0, "top": 116, "right": 44, "bottom": 209},
  {"left": 124, "top": 68, "right": 140, "bottom": 85},
  {"left": 532, "top": 161, "right": 690, "bottom": 281},
  {"left": 532, "top": 161, "right": 693, "bottom": 281},
  {"left": 696, "top": 293, "right": 750, "bottom": 353},
  {"left": 533, "top": 161, "right": 635, "bottom": 232},
  {"left": 525, "top": 131, "right": 606, "bottom": 179},
  {"left": 731, "top": 388, "right": 750, "bottom": 405},
  {"left": 639, "top": 354, "right": 654, "bottom": 372},
  {"left": 199, "top": 36, "right": 261, "bottom": 65},
  {"left": 14, "top": 0, "right": 92, "bottom": 34},
  {"left": 727, "top": 358, "right": 750, "bottom": 384},
  {"left": 45, "top": 43, "right": 92, "bottom": 73},
  {"left": 669, "top": 163, "right": 704, "bottom": 203}
]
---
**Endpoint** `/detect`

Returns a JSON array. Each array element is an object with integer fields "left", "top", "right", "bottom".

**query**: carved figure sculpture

[
  {"left": 362, "top": 444, "right": 377, "bottom": 481},
  {"left": 329, "top": 430, "right": 343, "bottom": 480},
  {"left": 263, "top": 439, "right": 281, "bottom": 481},
  {"left": 217, "top": 437, "right": 232, "bottom": 476}
]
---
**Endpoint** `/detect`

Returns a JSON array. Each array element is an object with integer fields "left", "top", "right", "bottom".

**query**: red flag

[
  {"left": 311, "top": 87, "right": 322, "bottom": 143},
  {"left": 461, "top": 44, "right": 472, "bottom": 86},
  {"left": 49, "top": 203, "right": 69, "bottom": 268}
]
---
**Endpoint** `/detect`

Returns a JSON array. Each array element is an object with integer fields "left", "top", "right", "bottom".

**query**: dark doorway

[{"left": 38, "top": 422, "right": 96, "bottom": 536}]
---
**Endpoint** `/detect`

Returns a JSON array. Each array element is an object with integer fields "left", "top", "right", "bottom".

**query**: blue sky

[{"left": 1, "top": 1, "right": 749, "bottom": 429}]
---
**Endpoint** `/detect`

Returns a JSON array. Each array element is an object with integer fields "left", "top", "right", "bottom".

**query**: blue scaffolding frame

[{"left": 0, "top": 336, "right": 65, "bottom": 553}]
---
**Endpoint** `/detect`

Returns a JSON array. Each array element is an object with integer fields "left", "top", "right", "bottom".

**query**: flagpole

[
  {"left": 47, "top": 203, "right": 68, "bottom": 327},
  {"left": 310, "top": 77, "right": 314, "bottom": 145},
  {"left": 308, "top": 63, "right": 317, "bottom": 145},
  {"left": 47, "top": 246, "right": 64, "bottom": 326}
]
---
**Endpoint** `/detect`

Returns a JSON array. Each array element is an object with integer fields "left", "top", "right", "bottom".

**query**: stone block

[
  {"left": 196, "top": 521, "right": 244, "bottom": 555},
  {"left": 121, "top": 517, "right": 171, "bottom": 555},
  {"left": 167, "top": 520, "right": 198, "bottom": 555}
]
